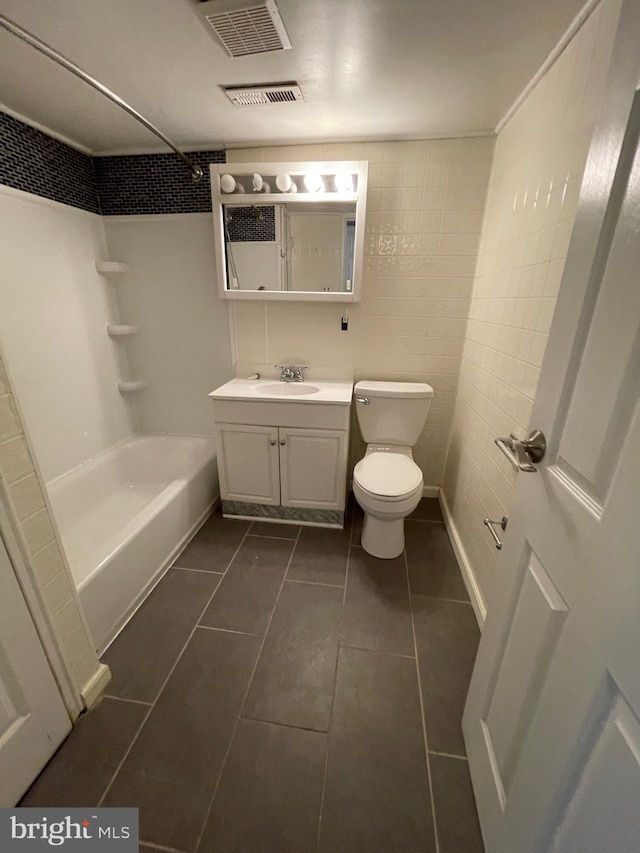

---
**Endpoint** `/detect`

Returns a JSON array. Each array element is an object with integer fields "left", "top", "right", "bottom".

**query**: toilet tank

[{"left": 354, "top": 380, "right": 434, "bottom": 446}]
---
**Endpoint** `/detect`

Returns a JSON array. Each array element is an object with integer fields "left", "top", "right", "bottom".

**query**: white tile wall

[
  {"left": 0, "top": 349, "right": 101, "bottom": 691},
  {"left": 443, "top": 0, "right": 620, "bottom": 610},
  {"left": 227, "top": 137, "right": 494, "bottom": 483}
]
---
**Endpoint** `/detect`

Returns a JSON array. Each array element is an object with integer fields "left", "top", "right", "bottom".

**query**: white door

[
  {"left": 216, "top": 423, "right": 280, "bottom": 505},
  {"left": 0, "top": 530, "right": 70, "bottom": 805},
  {"left": 463, "top": 6, "right": 640, "bottom": 851},
  {"left": 279, "top": 428, "right": 347, "bottom": 510}
]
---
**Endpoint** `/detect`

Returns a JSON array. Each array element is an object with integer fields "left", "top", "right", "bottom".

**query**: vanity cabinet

[
  {"left": 216, "top": 423, "right": 348, "bottom": 511},
  {"left": 210, "top": 376, "right": 353, "bottom": 527}
]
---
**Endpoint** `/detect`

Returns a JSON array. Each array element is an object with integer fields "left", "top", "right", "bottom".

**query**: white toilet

[{"left": 353, "top": 380, "right": 433, "bottom": 559}]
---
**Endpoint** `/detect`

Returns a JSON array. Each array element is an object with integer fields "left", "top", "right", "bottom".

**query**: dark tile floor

[{"left": 20, "top": 497, "right": 484, "bottom": 853}]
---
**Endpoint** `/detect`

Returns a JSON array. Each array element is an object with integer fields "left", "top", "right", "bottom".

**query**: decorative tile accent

[
  {"left": 226, "top": 206, "right": 276, "bottom": 241},
  {"left": 0, "top": 112, "right": 100, "bottom": 213},
  {"left": 221, "top": 500, "right": 344, "bottom": 528},
  {"left": 0, "top": 110, "right": 226, "bottom": 215},
  {"left": 95, "top": 149, "right": 226, "bottom": 215}
]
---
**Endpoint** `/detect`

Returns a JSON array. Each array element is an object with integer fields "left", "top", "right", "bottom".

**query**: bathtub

[{"left": 47, "top": 434, "right": 218, "bottom": 654}]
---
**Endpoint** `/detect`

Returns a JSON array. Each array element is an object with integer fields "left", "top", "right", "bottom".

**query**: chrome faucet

[{"left": 275, "top": 364, "right": 308, "bottom": 382}]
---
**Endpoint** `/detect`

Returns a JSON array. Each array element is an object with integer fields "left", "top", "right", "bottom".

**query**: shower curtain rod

[{"left": 0, "top": 14, "right": 204, "bottom": 183}]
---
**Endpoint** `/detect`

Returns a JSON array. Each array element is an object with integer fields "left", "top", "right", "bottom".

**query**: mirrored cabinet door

[{"left": 210, "top": 161, "right": 368, "bottom": 302}]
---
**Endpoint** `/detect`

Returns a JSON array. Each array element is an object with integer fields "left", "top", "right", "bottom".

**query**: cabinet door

[
  {"left": 279, "top": 428, "right": 347, "bottom": 510},
  {"left": 216, "top": 423, "right": 280, "bottom": 505}
]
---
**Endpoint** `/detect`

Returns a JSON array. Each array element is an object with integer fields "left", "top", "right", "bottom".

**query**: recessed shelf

[
  {"left": 118, "top": 380, "right": 147, "bottom": 393},
  {"left": 96, "top": 261, "right": 129, "bottom": 274},
  {"left": 107, "top": 324, "right": 139, "bottom": 337}
]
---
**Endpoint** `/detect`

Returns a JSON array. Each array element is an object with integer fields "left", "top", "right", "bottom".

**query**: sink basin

[
  {"left": 209, "top": 376, "right": 353, "bottom": 405},
  {"left": 254, "top": 382, "right": 321, "bottom": 396}
]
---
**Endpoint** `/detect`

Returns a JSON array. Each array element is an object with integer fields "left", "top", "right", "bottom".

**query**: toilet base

[{"left": 361, "top": 513, "right": 405, "bottom": 560}]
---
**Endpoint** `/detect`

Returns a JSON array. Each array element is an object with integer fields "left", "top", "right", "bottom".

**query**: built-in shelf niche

[
  {"left": 96, "top": 260, "right": 129, "bottom": 274},
  {"left": 118, "top": 380, "right": 147, "bottom": 393},
  {"left": 107, "top": 324, "right": 139, "bottom": 337}
]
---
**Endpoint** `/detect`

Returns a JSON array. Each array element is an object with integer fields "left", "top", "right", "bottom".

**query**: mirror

[{"left": 211, "top": 161, "right": 368, "bottom": 302}]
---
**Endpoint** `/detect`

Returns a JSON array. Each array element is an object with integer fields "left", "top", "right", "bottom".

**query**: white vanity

[{"left": 209, "top": 369, "right": 353, "bottom": 527}]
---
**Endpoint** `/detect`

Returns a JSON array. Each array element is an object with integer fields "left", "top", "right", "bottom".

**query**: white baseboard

[
  {"left": 439, "top": 491, "right": 487, "bottom": 630},
  {"left": 80, "top": 663, "right": 112, "bottom": 709},
  {"left": 422, "top": 485, "right": 440, "bottom": 498}
]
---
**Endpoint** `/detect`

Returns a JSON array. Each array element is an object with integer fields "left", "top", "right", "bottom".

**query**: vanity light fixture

[
  {"left": 334, "top": 170, "right": 353, "bottom": 193},
  {"left": 303, "top": 171, "right": 324, "bottom": 193}
]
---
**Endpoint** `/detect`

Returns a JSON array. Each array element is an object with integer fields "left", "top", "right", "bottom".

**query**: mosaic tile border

[
  {"left": 221, "top": 500, "right": 344, "bottom": 529},
  {"left": 226, "top": 206, "right": 276, "bottom": 242},
  {"left": 0, "top": 110, "right": 226, "bottom": 215},
  {"left": 0, "top": 111, "right": 100, "bottom": 214},
  {"left": 95, "top": 149, "right": 226, "bottom": 215}
]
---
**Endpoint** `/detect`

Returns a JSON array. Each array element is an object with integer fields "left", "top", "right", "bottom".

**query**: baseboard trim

[
  {"left": 80, "top": 663, "right": 112, "bottom": 709},
  {"left": 439, "top": 491, "right": 487, "bottom": 630},
  {"left": 422, "top": 485, "right": 440, "bottom": 498}
]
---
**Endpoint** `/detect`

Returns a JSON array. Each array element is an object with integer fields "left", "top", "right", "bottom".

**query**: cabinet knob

[
  {"left": 280, "top": 439, "right": 286, "bottom": 446},
  {"left": 270, "top": 439, "right": 277, "bottom": 445}
]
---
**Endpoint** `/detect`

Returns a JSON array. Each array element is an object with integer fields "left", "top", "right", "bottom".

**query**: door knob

[
  {"left": 270, "top": 439, "right": 276, "bottom": 445},
  {"left": 280, "top": 439, "right": 286, "bottom": 446},
  {"left": 495, "top": 429, "right": 546, "bottom": 473}
]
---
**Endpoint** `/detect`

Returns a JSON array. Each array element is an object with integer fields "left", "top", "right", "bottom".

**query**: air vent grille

[
  {"left": 222, "top": 83, "right": 304, "bottom": 107},
  {"left": 200, "top": 0, "right": 291, "bottom": 57}
]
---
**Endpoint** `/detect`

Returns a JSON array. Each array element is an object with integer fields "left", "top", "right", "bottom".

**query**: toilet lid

[{"left": 354, "top": 452, "right": 423, "bottom": 498}]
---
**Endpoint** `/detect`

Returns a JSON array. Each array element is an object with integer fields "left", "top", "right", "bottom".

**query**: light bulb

[
  {"left": 252, "top": 173, "right": 264, "bottom": 192},
  {"left": 334, "top": 171, "right": 353, "bottom": 193},
  {"left": 220, "top": 174, "right": 236, "bottom": 193},
  {"left": 276, "top": 173, "right": 292, "bottom": 192},
  {"left": 304, "top": 172, "right": 323, "bottom": 193}
]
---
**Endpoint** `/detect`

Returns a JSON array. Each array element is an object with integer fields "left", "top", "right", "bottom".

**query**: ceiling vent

[
  {"left": 222, "top": 82, "right": 304, "bottom": 106},
  {"left": 199, "top": 0, "right": 292, "bottom": 57}
]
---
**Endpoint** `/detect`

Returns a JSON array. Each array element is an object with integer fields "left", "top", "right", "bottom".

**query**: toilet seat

[{"left": 353, "top": 451, "right": 423, "bottom": 501}]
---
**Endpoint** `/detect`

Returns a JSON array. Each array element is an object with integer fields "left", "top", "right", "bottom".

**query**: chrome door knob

[{"left": 495, "top": 429, "right": 547, "bottom": 472}]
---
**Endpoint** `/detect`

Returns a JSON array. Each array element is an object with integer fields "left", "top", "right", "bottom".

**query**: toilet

[{"left": 353, "top": 380, "right": 433, "bottom": 559}]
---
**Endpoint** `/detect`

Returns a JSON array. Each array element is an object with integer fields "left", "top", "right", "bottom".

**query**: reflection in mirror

[
  {"left": 210, "top": 161, "right": 368, "bottom": 301},
  {"left": 224, "top": 203, "right": 356, "bottom": 292}
]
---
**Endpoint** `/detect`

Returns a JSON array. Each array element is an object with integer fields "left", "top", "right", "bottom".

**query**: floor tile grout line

[
  {"left": 239, "top": 715, "right": 329, "bottom": 735},
  {"left": 102, "top": 695, "right": 153, "bottom": 707},
  {"left": 285, "top": 578, "right": 345, "bottom": 589},
  {"left": 406, "top": 518, "right": 446, "bottom": 525},
  {"left": 171, "top": 566, "right": 224, "bottom": 575},
  {"left": 429, "top": 750, "right": 469, "bottom": 761},
  {"left": 411, "top": 593, "right": 473, "bottom": 607},
  {"left": 246, "top": 532, "right": 299, "bottom": 541},
  {"left": 405, "top": 547, "right": 441, "bottom": 853},
  {"left": 96, "top": 523, "right": 253, "bottom": 812},
  {"left": 196, "top": 625, "right": 262, "bottom": 637},
  {"left": 137, "top": 841, "right": 185, "bottom": 853},
  {"left": 193, "top": 524, "right": 304, "bottom": 853},
  {"left": 316, "top": 505, "right": 355, "bottom": 851},
  {"left": 338, "top": 642, "right": 415, "bottom": 660}
]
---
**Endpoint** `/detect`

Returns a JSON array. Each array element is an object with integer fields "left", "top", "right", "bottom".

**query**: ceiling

[{"left": 0, "top": 0, "right": 587, "bottom": 154}]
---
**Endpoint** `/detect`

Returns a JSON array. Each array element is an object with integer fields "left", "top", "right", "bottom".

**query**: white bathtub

[{"left": 47, "top": 434, "right": 218, "bottom": 654}]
